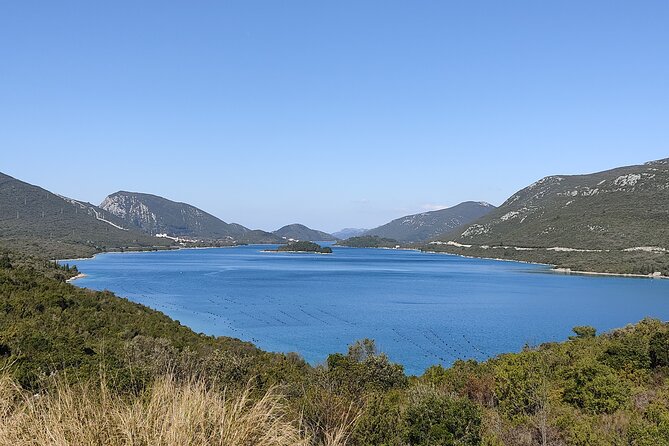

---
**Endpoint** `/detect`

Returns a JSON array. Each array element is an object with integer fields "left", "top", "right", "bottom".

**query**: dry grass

[{"left": 0, "top": 372, "right": 312, "bottom": 446}]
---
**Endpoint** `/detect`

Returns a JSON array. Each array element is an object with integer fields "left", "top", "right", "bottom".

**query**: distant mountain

[
  {"left": 331, "top": 228, "right": 368, "bottom": 240},
  {"left": 364, "top": 201, "right": 495, "bottom": 243},
  {"left": 0, "top": 172, "right": 171, "bottom": 258},
  {"left": 100, "top": 191, "right": 282, "bottom": 244},
  {"left": 273, "top": 223, "right": 337, "bottom": 242},
  {"left": 429, "top": 158, "right": 669, "bottom": 275}
]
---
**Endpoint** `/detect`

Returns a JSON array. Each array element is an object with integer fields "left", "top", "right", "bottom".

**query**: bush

[
  {"left": 563, "top": 360, "right": 628, "bottom": 414},
  {"left": 0, "top": 253, "right": 11, "bottom": 269},
  {"left": 649, "top": 331, "right": 669, "bottom": 368},
  {"left": 494, "top": 352, "right": 550, "bottom": 419},
  {"left": 351, "top": 391, "right": 406, "bottom": 446},
  {"left": 570, "top": 326, "right": 597, "bottom": 339},
  {"left": 326, "top": 339, "right": 407, "bottom": 395},
  {"left": 404, "top": 385, "right": 481, "bottom": 446}
]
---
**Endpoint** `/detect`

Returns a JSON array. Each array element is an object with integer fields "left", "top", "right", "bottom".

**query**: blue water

[{"left": 67, "top": 245, "right": 669, "bottom": 375}]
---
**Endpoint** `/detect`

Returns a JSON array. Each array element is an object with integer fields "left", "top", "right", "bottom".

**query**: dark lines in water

[
  {"left": 80, "top": 254, "right": 510, "bottom": 373},
  {"left": 423, "top": 329, "right": 462, "bottom": 360},
  {"left": 297, "top": 306, "right": 330, "bottom": 325},
  {"left": 316, "top": 308, "right": 356, "bottom": 326},
  {"left": 391, "top": 328, "right": 447, "bottom": 363}
]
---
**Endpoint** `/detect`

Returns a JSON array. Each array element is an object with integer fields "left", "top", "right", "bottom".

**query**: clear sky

[{"left": 1, "top": 1, "right": 667, "bottom": 233}]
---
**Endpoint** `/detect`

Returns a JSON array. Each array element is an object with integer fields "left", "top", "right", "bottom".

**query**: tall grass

[{"left": 0, "top": 372, "right": 313, "bottom": 446}]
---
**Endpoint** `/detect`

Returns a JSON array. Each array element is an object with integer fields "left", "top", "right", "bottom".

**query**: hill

[
  {"left": 331, "top": 228, "right": 368, "bottom": 240},
  {"left": 273, "top": 223, "right": 337, "bottom": 241},
  {"left": 429, "top": 158, "right": 669, "bottom": 275},
  {"left": 100, "top": 191, "right": 282, "bottom": 244},
  {"left": 0, "top": 172, "right": 172, "bottom": 258},
  {"left": 364, "top": 201, "right": 495, "bottom": 242},
  {"left": 336, "top": 235, "right": 399, "bottom": 248},
  {"left": 275, "top": 240, "right": 332, "bottom": 253},
  {"left": 0, "top": 252, "right": 264, "bottom": 390}
]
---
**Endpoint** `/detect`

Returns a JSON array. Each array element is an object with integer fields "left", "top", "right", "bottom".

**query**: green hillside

[
  {"left": 336, "top": 235, "right": 399, "bottom": 248},
  {"left": 365, "top": 201, "right": 495, "bottom": 242},
  {"left": 100, "top": 191, "right": 282, "bottom": 244},
  {"left": 273, "top": 223, "right": 338, "bottom": 241},
  {"left": 275, "top": 240, "right": 332, "bottom": 253},
  {"left": 428, "top": 159, "right": 669, "bottom": 275},
  {"left": 0, "top": 173, "right": 172, "bottom": 259}
]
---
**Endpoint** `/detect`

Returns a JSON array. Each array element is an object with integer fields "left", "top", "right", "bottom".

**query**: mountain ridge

[
  {"left": 0, "top": 172, "right": 172, "bottom": 258},
  {"left": 273, "top": 223, "right": 337, "bottom": 241},
  {"left": 364, "top": 201, "right": 496, "bottom": 243},
  {"left": 100, "top": 191, "right": 282, "bottom": 244},
  {"left": 427, "top": 157, "right": 669, "bottom": 275},
  {"left": 331, "top": 228, "right": 368, "bottom": 240}
]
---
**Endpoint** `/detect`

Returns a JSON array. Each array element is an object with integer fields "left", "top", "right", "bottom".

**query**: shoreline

[
  {"left": 552, "top": 267, "right": 667, "bottom": 280},
  {"left": 66, "top": 273, "right": 87, "bottom": 283},
  {"left": 62, "top": 244, "right": 667, "bottom": 281},
  {"left": 423, "top": 248, "right": 667, "bottom": 280},
  {"left": 58, "top": 243, "right": 280, "bottom": 263},
  {"left": 262, "top": 250, "right": 332, "bottom": 255}
]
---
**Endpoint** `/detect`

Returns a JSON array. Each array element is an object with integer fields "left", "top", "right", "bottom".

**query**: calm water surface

[{"left": 68, "top": 245, "right": 669, "bottom": 374}]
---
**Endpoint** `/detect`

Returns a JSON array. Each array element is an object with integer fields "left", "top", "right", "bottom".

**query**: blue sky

[{"left": 1, "top": 1, "right": 667, "bottom": 232}]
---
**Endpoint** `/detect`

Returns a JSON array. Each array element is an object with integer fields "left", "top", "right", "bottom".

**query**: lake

[{"left": 67, "top": 245, "right": 669, "bottom": 375}]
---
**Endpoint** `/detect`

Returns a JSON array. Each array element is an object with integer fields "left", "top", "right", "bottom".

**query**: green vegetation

[
  {"left": 336, "top": 235, "right": 400, "bottom": 248},
  {"left": 429, "top": 158, "right": 669, "bottom": 276},
  {"left": 276, "top": 240, "right": 332, "bottom": 253},
  {"left": 424, "top": 244, "right": 669, "bottom": 277},
  {"left": 3, "top": 246, "right": 669, "bottom": 444},
  {"left": 0, "top": 250, "right": 266, "bottom": 391},
  {"left": 0, "top": 173, "right": 173, "bottom": 259}
]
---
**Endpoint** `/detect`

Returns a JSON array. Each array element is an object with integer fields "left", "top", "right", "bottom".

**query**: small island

[
  {"left": 274, "top": 241, "right": 333, "bottom": 254},
  {"left": 335, "top": 235, "right": 400, "bottom": 248}
]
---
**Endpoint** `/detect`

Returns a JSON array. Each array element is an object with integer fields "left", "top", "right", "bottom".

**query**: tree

[
  {"left": 405, "top": 385, "right": 481, "bottom": 446},
  {"left": 0, "top": 253, "right": 11, "bottom": 269},
  {"left": 563, "top": 359, "right": 628, "bottom": 414},
  {"left": 326, "top": 339, "right": 407, "bottom": 394},
  {"left": 494, "top": 351, "right": 550, "bottom": 420},
  {"left": 649, "top": 331, "right": 669, "bottom": 368},
  {"left": 570, "top": 326, "right": 597, "bottom": 340}
]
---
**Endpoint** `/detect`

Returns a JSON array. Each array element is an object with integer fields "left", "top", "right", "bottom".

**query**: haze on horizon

[{"left": 1, "top": 1, "right": 667, "bottom": 233}]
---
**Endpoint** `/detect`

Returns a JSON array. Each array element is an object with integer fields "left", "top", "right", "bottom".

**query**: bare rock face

[
  {"left": 0, "top": 172, "right": 171, "bottom": 258},
  {"left": 100, "top": 191, "right": 281, "bottom": 243}
]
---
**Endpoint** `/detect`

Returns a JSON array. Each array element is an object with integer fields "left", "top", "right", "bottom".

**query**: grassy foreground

[
  {"left": 1, "top": 249, "right": 669, "bottom": 445},
  {"left": 0, "top": 373, "right": 309, "bottom": 446}
]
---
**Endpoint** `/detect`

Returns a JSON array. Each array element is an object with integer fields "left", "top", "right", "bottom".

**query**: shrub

[
  {"left": 404, "top": 385, "right": 481, "bottom": 446},
  {"left": 570, "top": 326, "right": 597, "bottom": 340},
  {"left": 350, "top": 391, "right": 406, "bottom": 446},
  {"left": 326, "top": 339, "right": 407, "bottom": 395},
  {"left": 649, "top": 331, "right": 669, "bottom": 368},
  {"left": 563, "top": 360, "right": 628, "bottom": 414},
  {"left": 494, "top": 352, "right": 551, "bottom": 420}
]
